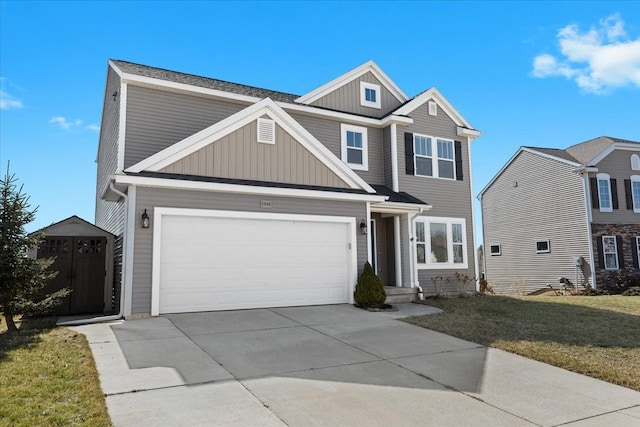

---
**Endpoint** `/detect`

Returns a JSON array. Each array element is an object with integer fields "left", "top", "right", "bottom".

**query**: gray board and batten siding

[
  {"left": 160, "top": 120, "right": 349, "bottom": 189},
  {"left": 131, "top": 187, "right": 368, "bottom": 315},
  {"left": 395, "top": 101, "right": 476, "bottom": 291},
  {"left": 481, "top": 150, "right": 591, "bottom": 295},
  {"left": 310, "top": 72, "right": 403, "bottom": 118},
  {"left": 590, "top": 148, "right": 640, "bottom": 224}
]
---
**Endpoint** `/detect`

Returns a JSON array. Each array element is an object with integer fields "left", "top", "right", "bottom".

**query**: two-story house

[
  {"left": 479, "top": 136, "right": 640, "bottom": 294},
  {"left": 95, "top": 60, "right": 481, "bottom": 318}
]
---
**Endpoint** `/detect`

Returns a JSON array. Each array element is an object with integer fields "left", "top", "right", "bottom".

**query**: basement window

[
  {"left": 536, "top": 240, "right": 550, "bottom": 253},
  {"left": 489, "top": 243, "right": 501, "bottom": 256}
]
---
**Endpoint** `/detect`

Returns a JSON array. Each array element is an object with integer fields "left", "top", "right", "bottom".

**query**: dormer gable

[{"left": 295, "top": 61, "right": 408, "bottom": 118}]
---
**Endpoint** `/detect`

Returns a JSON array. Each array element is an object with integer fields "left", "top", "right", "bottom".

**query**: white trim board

[
  {"left": 125, "top": 97, "right": 376, "bottom": 193},
  {"left": 114, "top": 174, "right": 387, "bottom": 203},
  {"left": 151, "top": 207, "right": 358, "bottom": 316},
  {"left": 295, "top": 60, "right": 409, "bottom": 105}
]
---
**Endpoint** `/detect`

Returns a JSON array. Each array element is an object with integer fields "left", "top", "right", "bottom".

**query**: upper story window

[
  {"left": 602, "top": 236, "right": 619, "bottom": 270},
  {"left": 415, "top": 217, "right": 467, "bottom": 269},
  {"left": 360, "top": 82, "right": 381, "bottom": 109},
  {"left": 631, "top": 175, "right": 640, "bottom": 213},
  {"left": 631, "top": 154, "right": 640, "bottom": 171},
  {"left": 412, "top": 134, "right": 456, "bottom": 180},
  {"left": 340, "top": 124, "right": 368, "bottom": 171},
  {"left": 597, "top": 173, "right": 613, "bottom": 212}
]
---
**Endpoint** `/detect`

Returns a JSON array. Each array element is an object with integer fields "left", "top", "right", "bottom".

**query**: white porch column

[
  {"left": 390, "top": 123, "right": 399, "bottom": 192},
  {"left": 394, "top": 215, "right": 402, "bottom": 287}
]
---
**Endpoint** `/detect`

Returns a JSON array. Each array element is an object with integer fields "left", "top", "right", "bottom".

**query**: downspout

[{"left": 57, "top": 181, "right": 128, "bottom": 326}]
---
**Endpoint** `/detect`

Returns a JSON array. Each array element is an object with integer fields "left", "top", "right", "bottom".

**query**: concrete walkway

[{"left": 72, "top": 304, "right": 640, "bottom": 427}]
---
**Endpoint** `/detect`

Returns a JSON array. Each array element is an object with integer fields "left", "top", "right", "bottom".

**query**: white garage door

[{"left": 153, "top": 210, "right": 353, "bottom": 314}]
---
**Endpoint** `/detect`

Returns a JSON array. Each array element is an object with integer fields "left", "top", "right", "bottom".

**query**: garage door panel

[{"left": 157, "top": 213, "right": 352, "bottom": 314}]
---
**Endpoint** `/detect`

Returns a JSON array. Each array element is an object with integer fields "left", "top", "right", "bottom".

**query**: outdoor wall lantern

[
  {"left": 359, "top": 219, "right": 368, "bottom": 235},
  {"left": 141, "top": 209, "right": 150, "bottom": 229}
]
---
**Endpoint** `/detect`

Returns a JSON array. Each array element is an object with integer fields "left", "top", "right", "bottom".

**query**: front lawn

[
  {"left": 0, "top": 316, "right": 111, "bottom": 426},
  {"left": 405, "top": 296, "right": 640, "bottom": 391}
]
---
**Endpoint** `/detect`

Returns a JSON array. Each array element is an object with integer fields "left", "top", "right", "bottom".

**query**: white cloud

[
  {"left": 86, "top": 124, "right": 100, "bottom": 132},
  {"left": 532, "top": 14, "right": 640, "bottom": 94},
  {"left": 0, "top": 89, "right": 23, "bottom": 109},
  {"left": 49, "top": 116, "right": 82, "bottom": 131}
]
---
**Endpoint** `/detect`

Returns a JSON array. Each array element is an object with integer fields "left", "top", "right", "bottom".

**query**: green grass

[
  {"left": 0, "top": 316, "right": 112, "bottom": 427},
  {"left": 405, "top": 295, "right": 640, "bottom": 391}
]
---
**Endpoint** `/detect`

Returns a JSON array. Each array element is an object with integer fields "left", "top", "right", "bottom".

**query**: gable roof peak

[{"left": 295, "top": 60, "right": 409, "bottom": 105}]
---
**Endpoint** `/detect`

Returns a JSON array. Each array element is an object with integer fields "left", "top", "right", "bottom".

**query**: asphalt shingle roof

[
  {"left": 111, "top": 60, "right": 300, "bottom": 103},
  {"left": 370, "top": 185, "right": 430, "bottom": 206},
  {"left": 527, "top": 136, "right": 639, "bottom": 166}
]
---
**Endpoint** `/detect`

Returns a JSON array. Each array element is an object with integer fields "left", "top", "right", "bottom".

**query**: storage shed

[{"left": 34, "top": 216, "right": 115, "bottom": 315}]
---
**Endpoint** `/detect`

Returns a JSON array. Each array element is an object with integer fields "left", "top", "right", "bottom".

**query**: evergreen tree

[{"left": 0, "top": 165, "right": 68, "bottom": 332}]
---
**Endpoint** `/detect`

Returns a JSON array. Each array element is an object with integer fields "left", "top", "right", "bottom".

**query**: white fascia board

[
  {"left": 126, "top": 97, "right": 375, "bottom": 193},
  {"left": 108, "top": 60, "right": 124, "bottom": 78},
  {"left": 393, "top": 88, "right": 474, "bottom": 129},
  {"left": 370, "top": 201, "right": 432, "bottom": 214},
  {"left": 295, "top": 60, "right": 409, "bottom": 105},
  {"left": 588, "top": 143, "right": 640, "bottom": 166},
  {"left": 457, "top": 126, "right": 482, "bottom": 139},
  {"left": 114, "top": 174, "right": 386, "bottom": 203},
  {"left": 380, "top": 115, "right": 413, "bottom": 127}
]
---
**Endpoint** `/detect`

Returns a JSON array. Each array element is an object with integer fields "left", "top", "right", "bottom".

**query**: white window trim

[
  {"left": 602, "top": 235, "right": 618, "bottom": 270},
  {"left": 428, "top": 100, "right": 437, "bottom": 116},
  {"left": 489, "top": 243, "right": 501, "bottom": 256},
  {"left": 341, "top": 124, "right": 368, "bottom": 171},
  {"left": 597, "top": 173, "right": 613, "bottom": 213},
  {"left": 413, "top": 134, "right": 455, "bottom": 180},
  {"left": 631, "top": 175, "right": 640, "bottom": 213},
  {"left": 415, "top": 216, "right": 468, "bottom": 269},
  {"left": 535, "top": 239, "right": 551, "bottom": 254},
  {"left": 631, "top": 154, "right": 640, "bottom": 171},
  {"left": 360, "top": 82, "right": 381, "bottom": 109}
]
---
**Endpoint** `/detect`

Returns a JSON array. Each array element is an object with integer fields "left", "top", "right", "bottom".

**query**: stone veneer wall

[{"left": 592, "top": 223, "right": 640, "bottom": 287}]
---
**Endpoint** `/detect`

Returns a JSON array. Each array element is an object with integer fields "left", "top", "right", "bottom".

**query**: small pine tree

[
  {"left": 353, "top": 262, "right": 386, "bottom": 309},
  {"left": 0, "top": 164, "right": 69, "bottom": 332}
]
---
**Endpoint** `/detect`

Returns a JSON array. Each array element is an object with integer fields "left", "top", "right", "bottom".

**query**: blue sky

[{"left": 1, "top": 1, "right": 639, "bottom": 241}]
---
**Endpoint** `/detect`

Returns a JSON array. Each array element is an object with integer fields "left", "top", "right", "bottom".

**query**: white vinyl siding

[
  {"left": 602, "top": 236, "right": 618, "bottom": 270},
  {"left": 341, "top": 124, "right": 368, "bottom": 171},
  {"left": 415, "top": 217, "right": 467, "bottom": 269},
  {"left": 597, "top": 173, "right": 612, "bottom": 212}
]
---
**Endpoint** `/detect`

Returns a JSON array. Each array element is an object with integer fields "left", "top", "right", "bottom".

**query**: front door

[{"left": 38, "top": 236, "right": 106, "bottom": 315}]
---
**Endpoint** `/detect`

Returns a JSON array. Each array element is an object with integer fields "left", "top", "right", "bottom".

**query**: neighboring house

[
  {"left": 95, "top": 59, "right": 481, "bottom": 318},
  {"left": 479, "top": 136, "right": 640, "bottom": 294}
]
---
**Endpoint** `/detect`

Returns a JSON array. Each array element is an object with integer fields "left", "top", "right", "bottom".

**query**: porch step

[{"left": 384, "top": 286, "right": 418, "bottom": 304}]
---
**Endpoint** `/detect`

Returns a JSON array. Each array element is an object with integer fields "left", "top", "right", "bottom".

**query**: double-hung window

[
  {"left": 631, "top": 175, "right": 640, "bottom": 213},
  {"left": 602, "top": 236, "right": 618, "bottom": 270},
  {"left": 597, "top": 173, "right": 613, "bottom": 212},
  {"left": 415, "top": 217, "right": 467, "bottom": 269},
  {"left": 413, "top": 134, "right": 455, "bottom": 179},
  {"left": 437, "top": 139, "right": 455, "bottom": 179},
  {"left": 341, "top": 124, "right": 368, "bottom": 170},
  {"left": 414, "top": 135, "right": 433, "bottom": 177}
]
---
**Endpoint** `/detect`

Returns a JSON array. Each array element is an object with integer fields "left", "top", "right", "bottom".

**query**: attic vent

[
  {"left": 428, "top": 101, "right": 437, "bottom": 116},
  {"left": 257, "top": 118, "right": 275, "bottom": 144}
]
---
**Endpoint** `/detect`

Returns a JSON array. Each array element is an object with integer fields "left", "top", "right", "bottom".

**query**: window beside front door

[{"left": 415, "top": 217, "right": 467, "bottom": 269}]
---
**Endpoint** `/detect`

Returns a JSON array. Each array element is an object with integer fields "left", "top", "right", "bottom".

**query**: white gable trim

[
  {"left": 125, "top": 98, "right": 376, "bottom": 193},
  {"left": 478, "top": 147, "right": 580, "bottom": 199},
  {"left": 295, "top": 60, "right": 409, "bottom": 105},
  {"left": 587, "top": 143, "right": 640, "bottom": 166},
  {"left": 393, "top": 88, "right": 474, "bottom": 130}
]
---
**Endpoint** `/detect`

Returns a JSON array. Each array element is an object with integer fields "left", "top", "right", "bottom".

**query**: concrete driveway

[{"left": 72, "top": 304, "right": 640, "bottom": 427}]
